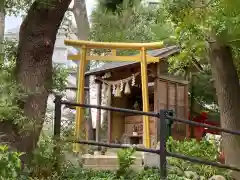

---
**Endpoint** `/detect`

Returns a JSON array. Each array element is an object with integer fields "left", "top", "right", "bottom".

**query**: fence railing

[{"left": 53, "top": 95, "right": 240, "bottom": 179}]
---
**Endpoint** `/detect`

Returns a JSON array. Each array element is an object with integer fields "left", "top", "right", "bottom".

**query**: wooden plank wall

[
  {"left": 110, "top": 95, "right": 128, "bottom": 142},
  {"left": 154, "top": 77, "right": 189, "bottom": 142}
]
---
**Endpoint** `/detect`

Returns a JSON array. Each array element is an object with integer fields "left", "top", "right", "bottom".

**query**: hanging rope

[
  {"left": 94, "top": 69, "right": 156, "bottom": 97},
  {"left": 95, "top": 72, "right": 140, "bottom": 85}
]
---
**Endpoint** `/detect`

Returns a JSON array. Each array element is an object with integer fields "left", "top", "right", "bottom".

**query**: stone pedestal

[{"left": 143, "top": 152, "right": 160, "bottom": 168}]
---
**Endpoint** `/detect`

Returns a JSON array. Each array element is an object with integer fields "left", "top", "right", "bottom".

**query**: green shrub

[
  {"left": 18, "top": 136, "right": 233, "bottom": 179},
  {"left": 167, "top": 137, "right": 232, "bottom": 179},
  {"left": 116, "top": 147, "right": 136, "bottom": 177},
  {"left": 0, "top": 145, "right": 22, "bottom": 180},
  {"left": 61, "top": 166, "right": 116, "bottom": 180},
  {"left": 28, "top": 134, "right": 64, "bottom": 178}
]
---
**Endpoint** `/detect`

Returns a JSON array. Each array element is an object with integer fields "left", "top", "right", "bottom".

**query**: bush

[
  {"left": 0, "top": 145, "right": 22, "bottom": 180},
  {"left": 167, "top": 137, "right": 232, "bottom": 179},
  {"left": 116, "top": 147, "right": 136, "bottom": 177},
  {"left": 28, "top": 135, "right": 57, "bottom": 177},
  {"left": 56, "top": 139, "right": 230, "bottom": 180},
  {"left": 13, "top": 136, "right": 233, "bottom": 180}
]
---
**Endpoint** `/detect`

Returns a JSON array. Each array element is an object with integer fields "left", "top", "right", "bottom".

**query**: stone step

[
  {"left": 83, "top": 165, "right": 119, "bottom": 170},
  {"left": 64, "top": 151, "right": 160, "bottom": 170},
  {"left": 82, "top": 154, "right": 143, "bottom": 166},
  {"left": 83, "top": 165, "right": 144, "bottom": 171},
  {"left": 105, "top": 148, "right": 144, "bottom": 157}
]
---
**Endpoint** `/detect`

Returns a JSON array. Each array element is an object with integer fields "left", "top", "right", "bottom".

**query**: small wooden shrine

[
  {"left": 66, "top": 40, "right": 166, "bottom": 150},
  {"left": 85, "top": 46, "right": 190, "bottom": 147}
]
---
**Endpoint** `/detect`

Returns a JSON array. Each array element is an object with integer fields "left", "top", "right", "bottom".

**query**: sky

[{"left": 5, "top": 0, "right": 97, "bottom": 31}]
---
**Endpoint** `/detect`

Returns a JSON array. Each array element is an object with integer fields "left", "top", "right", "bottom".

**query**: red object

[
  {"left": 188, "top": 112, "right": 225, "bottom": 163},
  {"left": 188, "top": 111, "right": 221, "bottom": 140},
  {"left": 218, "top": 151, "right": 225, "bottom": 164}
]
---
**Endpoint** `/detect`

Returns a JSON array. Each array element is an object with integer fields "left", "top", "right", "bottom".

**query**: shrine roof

[{"left": 85, "top": 45, "right": 179, "bottom": 76}]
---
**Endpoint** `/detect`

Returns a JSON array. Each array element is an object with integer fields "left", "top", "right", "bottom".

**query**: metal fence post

[
  {"left": 159, "top": 109, "right": 168, "bottom": 179},
  {"left": 53, "top": 94, "right": 62, "bottom": 174}
]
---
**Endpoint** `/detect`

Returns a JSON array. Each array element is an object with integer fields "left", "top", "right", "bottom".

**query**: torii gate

[{"left": 64, "top": 40, "right": 163, "bottom": 152}]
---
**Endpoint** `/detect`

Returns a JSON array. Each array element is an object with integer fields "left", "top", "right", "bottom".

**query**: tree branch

[{"left": 228, "top": 39, "right": 240, "bottom": 43}]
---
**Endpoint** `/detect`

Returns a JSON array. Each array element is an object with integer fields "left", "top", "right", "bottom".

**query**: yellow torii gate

[{"left": 64, "top": 40, "right": 164, "bottom": 152}]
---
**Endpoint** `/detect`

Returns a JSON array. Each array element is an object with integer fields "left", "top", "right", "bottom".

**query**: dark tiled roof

[{"left": 85, "top": 45, "right": 179, "bottom": 76}]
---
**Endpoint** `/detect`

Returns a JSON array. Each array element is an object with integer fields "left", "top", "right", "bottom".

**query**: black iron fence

[{"left": 53, "top": 95, "right": 240, "bottom": 179}]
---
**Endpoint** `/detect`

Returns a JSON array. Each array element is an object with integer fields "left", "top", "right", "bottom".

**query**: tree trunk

[
  {"left": 73, "top": 0, "right": 90, "bottom": 40},
  {"left": 72, "top": 0, "right": 93, "bottom": 140},
  {"left": 0, "top": 0, "right": 4, "bottom": 65},
  {"left": 208, "top": 41, "right": 240, "bottom": 179},
  {"left": 0, "top": 0, "right": 71, "bottom": 160}
]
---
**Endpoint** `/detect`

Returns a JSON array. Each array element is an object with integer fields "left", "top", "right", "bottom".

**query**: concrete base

[
  {"left": 143, "top": 152, "right": 160, "bottom": 168},
  {"left": 82, "top": 153, "right": 143, "bottom": 170},
  {"left": 64, "top": 150, "right": 160, "bottom": 171}
]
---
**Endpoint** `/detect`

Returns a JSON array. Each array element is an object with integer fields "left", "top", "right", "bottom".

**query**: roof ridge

[{"left": 85, "top": 45, "right": 179, "bottom": 76}]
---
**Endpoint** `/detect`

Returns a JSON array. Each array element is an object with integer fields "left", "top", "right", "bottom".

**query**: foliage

[
  {"left": 52, "top": 64, "right": 72, "bottom": 93},
  {"left": 163, "top": 0, "right": 240, "bottom": 72},
  {"left": 0, "top": 136, "right": 233, "bottom": 179},
  {"left": 90, "top": 1, "right": 173, "bottom": 56},
  {"left": 0, "top": 40, "right": 26, "bottom": 124},
  {"left": 0, "top": 145, "right": 23, "bottom": 180},
  {"left": 5, "top": 0, "right": 30, "bottom": 16},
  {"left": 191, "top": 70, "right": 217, "bottom": 106},
  {"left": 167, "top": 137, "right": 231, "bottom": 179},
  {"left": 97, "top": 0, "right": 137, "bottom": 13},
  {"left": 28, "top": 134, "right": 61, "bottom": 178},
  {"left": 58, "top": 166, "right": 192, "bottom": 180},
  {"left": 5, "top": 0, "right": 63, "bottom": 17},
  {"left": 0, "top": 39, "right": 70, "bottom": 125},
  {"left": 160, "top": 0, "right": 240, "bottom": 110},
  {"left": 116, "top": 147, "right": 136, "bottom": 177},
  {"left": 90, "top": 1, "right": 218, "bottom": 107}
]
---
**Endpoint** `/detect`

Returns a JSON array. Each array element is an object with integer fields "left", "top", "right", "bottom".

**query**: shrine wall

[{"left": 154, "top": 76, "right": 189, "bottom": 142}]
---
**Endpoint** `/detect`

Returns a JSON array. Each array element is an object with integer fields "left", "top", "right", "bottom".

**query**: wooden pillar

[
  {"left": 184, "top": 83, "right": 190, "bottom": 139},
  {"left": 154, "top": 79, "right": 160, "bottom": 143},
  {"left": 140, "top": 47, "right": 150, "bottom": 148},
  {"left": 74, "top": 46, "right": 87, "bottom": 153},
  {"left": 175, "top": 83, "right": 178, "bottom": 115},
  {"left": 166, "top": 82, "right": 169, "bottom": 109},
  {"left": 155, "top": 62, "right": 162, "bottom": 144},
  {"left": 96, "top": 82, "right": 102, "bottom": 143},
  {"left": 107, "top": 86, "right": 112, "bottom": 143}
]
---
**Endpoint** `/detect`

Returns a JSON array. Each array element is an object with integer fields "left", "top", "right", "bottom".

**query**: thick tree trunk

[
  {"left": 0, "top": 0, "right": 4, "bottom": 65},
  {"left": 208, "top": 41, "right": 240, "bottom": 179},
  {"left": 0, "top": 0, "right": 71, "bottom": 160},
  {"left": 73, "top": 0, "right": 90, "bottom": 40}
]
